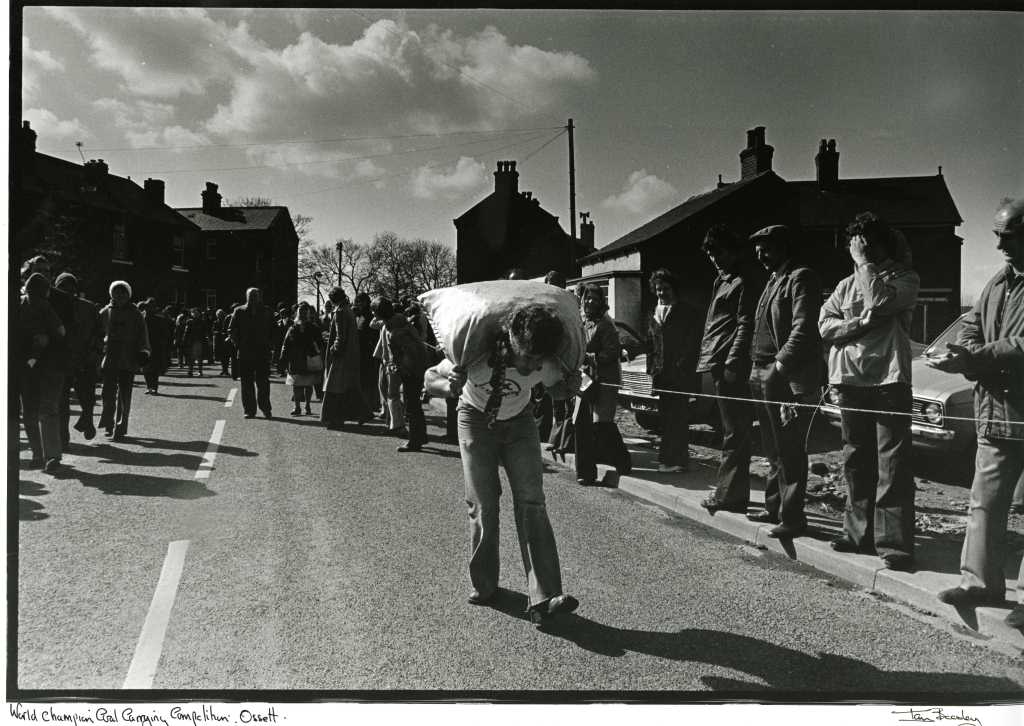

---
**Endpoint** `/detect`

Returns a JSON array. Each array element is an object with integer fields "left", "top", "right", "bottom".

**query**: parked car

[
  {"left": 820, "top": 313, "right": 975, "bottom": 457},
  {"left": 618, "top": 353, "right": 718, "bottom": 432}
]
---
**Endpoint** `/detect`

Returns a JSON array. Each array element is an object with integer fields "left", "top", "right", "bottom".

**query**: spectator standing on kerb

[
  {"left": 927, "top": 197, "right": 1024, "bottom": 627},
  {"left": 819, "top": 212, "right": 920, "bottom": 571},
  {"left": 695, "top": 225, "right": 765, "bottom": 516},
  {"left": 745, "top": 225, "right": 823, "bottom": 539}
]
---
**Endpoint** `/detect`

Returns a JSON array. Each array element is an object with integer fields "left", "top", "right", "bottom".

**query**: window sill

[
  {"left": 112, "top": 258, "right": 134, "bottom": 265},
  {"left": 171, "top": 266, "right": 189, "bottom": 273}
]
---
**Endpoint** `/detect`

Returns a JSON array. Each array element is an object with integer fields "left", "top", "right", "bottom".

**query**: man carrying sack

[{"left": 421, "top": 280, "right": 583, "bottom": 625}]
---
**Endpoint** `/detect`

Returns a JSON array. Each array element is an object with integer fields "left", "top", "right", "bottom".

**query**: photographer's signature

[{"left": 892, "top": 708, "right": 982, "bottom": 726}]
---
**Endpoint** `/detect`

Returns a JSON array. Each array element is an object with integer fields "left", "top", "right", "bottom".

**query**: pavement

[{"left": 425, "top": 400, "right": 1024, "bottom": 656}]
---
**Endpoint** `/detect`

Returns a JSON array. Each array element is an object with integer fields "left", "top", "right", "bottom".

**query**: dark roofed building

[
  {"left": 579, "top": 127, "right": 962, "bottom": 342},
  {"left": 176, "top": 182, "right": 299, "bottom": 310},
  {"left": 455, "top": 160, "right": 594, "bottom": 283},
  {"left": 13, "top": 121, "right": 200, "bottom": 305}
]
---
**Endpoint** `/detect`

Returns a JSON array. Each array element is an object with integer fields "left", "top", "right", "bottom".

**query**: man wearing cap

[
  {"left": 53, "top": 273, "right": 101, "bottom": 443},
  {"left": 745, "top": 225, "right": 823, "bottom": 538},
  {"left": 927, "top": 197, "right": 1024, "bottom": 627},
  {"left": 819, "top": 212, "right": 920, "bottom": 571},
  {"left": 696, "top": 224, "right": 765, "bottom": 516},
  {"left": 97, "top": 280, "right": 151, "bottom": 441}
]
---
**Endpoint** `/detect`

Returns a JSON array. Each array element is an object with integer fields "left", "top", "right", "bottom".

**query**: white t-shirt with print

[{"left": 461, "top": 357, "right": 563, "bottom": 421}]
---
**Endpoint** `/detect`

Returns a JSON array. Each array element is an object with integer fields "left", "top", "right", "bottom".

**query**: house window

[
  {"left": 206, "top": 239, "right": 217, "bottom": 260},
  {"left": 173, "top": 236, "right": 186, "bottom": 269},
  {"left": 205, "top": 289, "right": 217, "bottom": 310},
  {"left": 112, "top": 220, "right": 129, "bottom": 261}
]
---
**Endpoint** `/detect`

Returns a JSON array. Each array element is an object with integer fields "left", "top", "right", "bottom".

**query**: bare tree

[
  {"left": 410, "top": 239, "right": 456, "bottom": 293},
  {"left": 367, "top": 231, "right": 421, "bottom": 303},
  {"left": 337, "top": 239, "right": 375, "bottom": 298},
  {"left": 229, "top": 196, "right": 275, "bottom": 207}
]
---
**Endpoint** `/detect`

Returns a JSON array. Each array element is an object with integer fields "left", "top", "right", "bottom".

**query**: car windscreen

[{"left": 924, "top": 317, "right": 967, "bottom": 357}]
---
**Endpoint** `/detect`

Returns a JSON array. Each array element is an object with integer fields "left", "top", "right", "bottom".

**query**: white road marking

[
  {"left": 195, "top": 420, "right": 226, "bottom": 480},
  {"left": 123, "top": 540, "right": 190, "bottom": 689},
  {"left": 224, "top": 388, "right": 237, "bottom": 407}
]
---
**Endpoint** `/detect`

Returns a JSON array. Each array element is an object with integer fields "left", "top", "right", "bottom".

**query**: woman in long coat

[
  {"left": 353, "top": 292, "right": 380, "bottom": 414},
  {"left": 141, "top": 298, "right": 172, "bottom": 394},
  {"left": 321, "top": 288, "right": 370, "bottom": 429},
  {"left": 281, "top": 303, "right": 323, "bottom": 416}
]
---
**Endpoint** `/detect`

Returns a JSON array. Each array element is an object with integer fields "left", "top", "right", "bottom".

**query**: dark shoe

[
  {"left": 263, "top": 411, "right": 272, "bottom": 419},
  {"left": 112, "top": 431, "right": 126, "bottom": 442},
  {"left": 83, "top": 422, "right": 96, "bottom": 440},
  {"left": 576, "top": 478, "right": 597, "bottom": 487},
  {"left": 290, "top": 408, "right": 302, "bottom": 416},
  {"left": 244, "top": 413, "right": 256, "bottom": 419},
  {"left": 830, "top": 536, "right": 874, "bottom": 555},
  {"left": 700, "top": 497, "right": 748, "bottom": 516},
  {"left": 396, "top": 444, "right": 422, "bottom": 453},
  {"left": 73, "top": 419, "right": 87, "bottom": 433},
  {"left": 1005, "top": 604, "right": 1024, "bottom": 628},
  {"left": 468, "top": 590, "right": 497, "bottom": 606},
  {"left": 746, "top": 510, "right": 779, "bottom": 524},
  {"left": 768, "top": 523, "right": 806, "bottom": 539},
  {"left": 529, "top": 594, "right": 579, "bottom": 624},
  {"left": 43, "top": 458, "right": 61, "bottom": 474},
  {"left": 881, "top": 553, "right": 915, "bottom": 572},
  {"left": 937, "top": 586, "right": 1004, "bottom": 608},
  {"left": 304, "top": 406, "right": 312, "bottom": 415}
]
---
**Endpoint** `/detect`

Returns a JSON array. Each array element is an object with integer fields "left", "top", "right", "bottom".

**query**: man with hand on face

[
  {"left": 819, "top": 212, "right": 919, "bottom": 571},
  {"left": 744, "top": 226, "right": 822, "bottom": 539},
  {"left": 927, "top": 198, "right": 1024, "bottom": 627},
  {"left": 697, "top": 224, "right": 765, "bottom": 516}
]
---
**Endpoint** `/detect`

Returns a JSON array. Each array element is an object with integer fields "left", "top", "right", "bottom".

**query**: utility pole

[
  {"left": 336, "top": 241, "right": 343, "bottom": 288},
  {"left": 567, "top": 118, "right": 577, "bottom": 275}
]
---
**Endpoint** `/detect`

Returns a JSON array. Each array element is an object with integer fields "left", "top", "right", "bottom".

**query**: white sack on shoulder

[{"left": 418, "top": 280, "right": 585, "bottom": 371}]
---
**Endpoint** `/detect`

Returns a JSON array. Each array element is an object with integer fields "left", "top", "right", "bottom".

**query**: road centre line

[
  {"left": 123, "top": 540, "right": 190, "bottom": 689},
  {"left": 195, "top": 420, "right": 226, "bottom": 480},
  {"left": 225, "top": 388, "right": 237, "bottom": 407}
]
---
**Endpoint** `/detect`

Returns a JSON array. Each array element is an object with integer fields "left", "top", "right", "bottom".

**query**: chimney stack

[
  {"left": 144, "top": 178, "right": 165, "bottom": 206},
  {"left": 579, "top": 211, "right": 595, "bottom": 249},
  {"left": 494, "top": 160, "right": 519, "bottom": 198},
  {"left": 739, "top": 126, "right": 774, "bottom": 180},
  {"left": 202, "top": 181, "right": 222, "bottom": 213},
  {"left": 83, "top": 159, "right": 109, "bottom": 191},
  {"left": 16, "top": 120, "right": 37, "bottom": 181},
  {"left": 815, "top": 139, "right": 839, "bottom": 190}
]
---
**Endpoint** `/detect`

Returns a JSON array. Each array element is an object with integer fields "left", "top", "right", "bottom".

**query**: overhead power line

[{"left": 86, "top": 125, "right": 563, "bottom": 152}]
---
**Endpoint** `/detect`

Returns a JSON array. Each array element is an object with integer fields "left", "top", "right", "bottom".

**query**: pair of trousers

[
  {"left": 574, "top": 396, "right": 631, "bottom": 482},
  {"left": 445, "top": 397, "right": 458, "bottom": 440},
  {"left": 100, "top": 369, "right": 135, "bottom": 436},
  {"left": 960, "top": 437, "right": 1024, "bottom": 602},
  {"left": 237, "top": 357, "right": 272, "bottom": 416},
  {"left": 548, "top": 398, "right": 573, "bottom": 452},
  {"left": 292, "top": 385, "right": 313, "bottom": 404},
  {"left": 657, "top": 390, "right": 689, "bottom": 466},
  {"left": 401, "top": 370, "right": 427, "bottom": 446},
  {"left": 708, "top": 375, "right": 754, "bottom": 506},
  {"left": 458, "top": 402, "right": 565, "bottom": 607},
  {"left": 749, "top": 365, "right": 815, "bottom": 527},
  {"left": 22, "top": 366, "right": 64, "bottom": 462},
  {"left": 379, "top": 366, "right": 405, "bottom": 431},
  {"left": 61, "top": 364, "right": 96, "bottom": 445},
  {"left": 836, "top": 383, "right": 915, "bottom": 558}
]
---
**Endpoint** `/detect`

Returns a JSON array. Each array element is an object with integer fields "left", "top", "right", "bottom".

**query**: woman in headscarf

[
  {"left": 574, "top": 284, "right": 632, "bottom": 485},
  {"left": 321, "top": 288, "right": 370, "bottom": 429},
  {"left": 19, "top": 272, "right": 67, "bottom": 471},
  {"left": 281, "top": 302, "right": 323, "bottom": 416}
]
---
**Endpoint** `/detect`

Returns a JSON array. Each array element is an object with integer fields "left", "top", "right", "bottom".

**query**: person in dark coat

[
  {"left": 647, "top": 268, "right": 702, "bottom": 473},
  {"left": 53, "top": 272, "right": 101, "bottom": 442},
  {"left": 281, "top": 303, "right": 323, "bottom": 416},
  {"left": 321, "top": 288, "right": 371, "bottom": 429},
  {"left": 353, "top": 292, "right": 381, "bottom": 415},
  {"left": 212, "top": 308, "right": 233, "bottom": 377},
  {"left": 141, "top": 298, "right": 173, "bottom": 394},
  {"left": 574, "top": 283, "right": 631, "bottom": 485},
  {"left": 97, "top": 280, "right": 151, "bottom": 441},
  {"left": 19, "top": 272, "right": 67, "bottom": 472},
  {"left": 182, "top": 307, "right": 209, "bottom": 376},
  {"left": 228, "top": 287, "right": 275, "bottom": 419},
  {"left": 388, "top": 304, "right": 428, "bottom": 452}
]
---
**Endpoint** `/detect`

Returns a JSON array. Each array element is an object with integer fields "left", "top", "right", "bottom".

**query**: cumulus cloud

[
  {"left": 601, "top": 170, "right": 679, "bottom": 216},
  {"left": 45, "top": 8, "right": 595, "bottom": 143},
  {"left": 23, "top": 36, "right": 65, "bottom": 98},
  {"left": 24, "top": 108, "right": 89, "bottom": 140},
  {"left": 93, "top": 98, "right": 210, "bottom": 150},
  {"left": 411, "top": 156, "right": 487, "bottom": 199}
]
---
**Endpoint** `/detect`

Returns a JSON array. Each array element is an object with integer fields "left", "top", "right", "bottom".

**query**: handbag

[{"left": 306, "top": 353, "right": 324, "bottom": 372}]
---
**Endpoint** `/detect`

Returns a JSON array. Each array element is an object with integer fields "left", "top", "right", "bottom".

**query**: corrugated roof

[
  {"left": 27, "top": 153, "right": 197, "bottom": 229},
  {"left": 791, "top": 175, "right": 962, "bottom": 227},
  {"left": 581, "top": 171, "right": 780, "bottom": 262},
  {"left": 175, "top": 206, "right": 287, "bottom": 231}
]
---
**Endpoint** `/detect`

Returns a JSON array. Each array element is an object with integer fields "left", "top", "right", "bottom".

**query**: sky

[{"left": 18, "top": 8, "right": 1024, "bottom": 304}]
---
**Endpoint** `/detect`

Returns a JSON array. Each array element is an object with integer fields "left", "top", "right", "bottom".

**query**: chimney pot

[
  {"left": 202, "top": 181, "right": 222, "bottom": 213},
  {"left": 815, "top": 138, "right": 840, "bottom": 190},
  {"left": 144, "top": 178, "right": 165, "bottom": 206},
  {"left": 740, "top": 127, "right": 774, "bottom": 180}
]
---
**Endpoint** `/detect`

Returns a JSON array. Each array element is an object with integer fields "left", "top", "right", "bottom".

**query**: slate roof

[
  {"left": 581, "top": 171, "right": 780, "bottom": 262},
  {"left": 176, "top": 206, "right": 288, "bottom": 231},
  {"left": 25, "top": 153, "right": 198, "bottom": 230},
  {"left": 790, "top": 175, "right": 962, "bottom": 227}
]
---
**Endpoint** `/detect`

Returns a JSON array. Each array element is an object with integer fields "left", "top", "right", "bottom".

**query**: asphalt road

[{"left": 14, "top": 369, "right": 1024, "bottom": 695}]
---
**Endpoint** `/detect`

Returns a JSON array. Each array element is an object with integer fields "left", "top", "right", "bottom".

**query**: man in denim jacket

[
  {"left": 819, "top": 212, "right": 920, "bottom": 571},
  {"left": 928, "top": 198, "right": 1024, "bottom": 627}
]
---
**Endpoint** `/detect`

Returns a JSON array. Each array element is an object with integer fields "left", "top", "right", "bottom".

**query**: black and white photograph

[{"left": 8, "top": 3, "right": 1024, "bottom": 716}]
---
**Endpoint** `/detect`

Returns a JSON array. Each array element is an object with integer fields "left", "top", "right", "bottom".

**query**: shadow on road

[
  {"left": 107, "top": 437, "right": 257, "bottom": 458},
  {"left": 55, "top": 468, "right": 216, "bottom": 499},
  {"left": 19, "top": 498, "right": 48, "bottom": 521},
  {"left": 154, "top": 392, "right": 231, "bottom": 402},
  {"left": 77, "top": 443, "right": 203, "bottom": 470}
]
